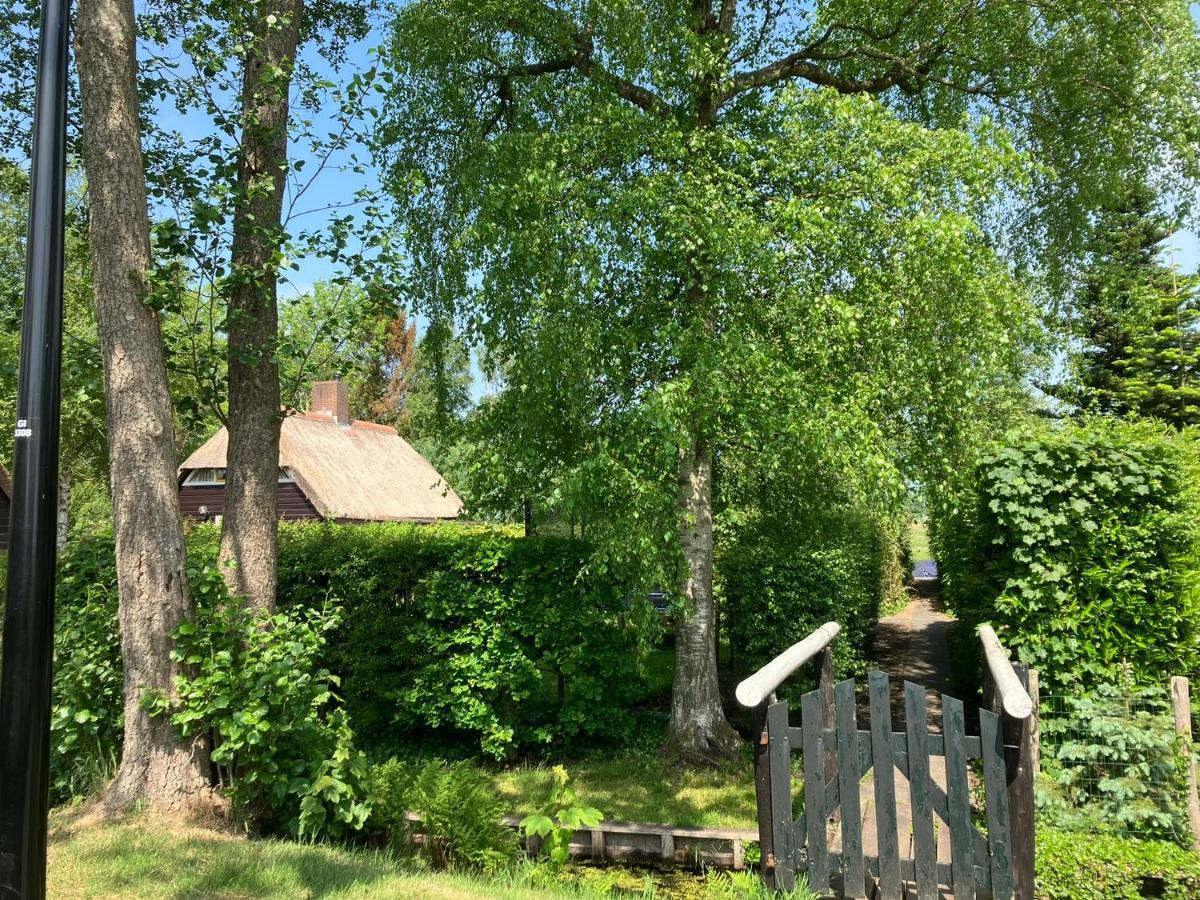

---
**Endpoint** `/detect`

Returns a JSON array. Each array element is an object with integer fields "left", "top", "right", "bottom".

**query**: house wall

[
  {"left": 0, "top": 490, "right": 9, "bottom": 552},
  {"left": 179, "top": 482, "right": 319, "bottom": 522}
]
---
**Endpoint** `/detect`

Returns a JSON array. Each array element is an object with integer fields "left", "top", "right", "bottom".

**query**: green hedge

[
  {"left": 721, "top": 507, "right": 906, "bottom": 685},
  {"left": 49, "top": 522, "right": 649, "bottom": 800},
  {"left": 1037, "top": 827, "right": 1200, "bottom": 899},
  {"left": 937, "top": 420, "right": 1200, "bottom": 692}
]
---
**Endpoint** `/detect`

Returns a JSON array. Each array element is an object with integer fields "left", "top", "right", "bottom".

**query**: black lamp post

[{"left": 0, "top": 0, "right": 71, "bottom": 897}]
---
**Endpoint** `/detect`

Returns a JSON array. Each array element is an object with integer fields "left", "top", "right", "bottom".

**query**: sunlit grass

[
  {"left": 907, "top": 521, "right": 932, "bottom": 561},
  {"left": 490, "top": 754, "right": 761, "bottom": 829}
]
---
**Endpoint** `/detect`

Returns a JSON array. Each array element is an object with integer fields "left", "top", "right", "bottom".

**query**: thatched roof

[
  {"left": 180, "top": 413, "right": 462, "bottom": 522},
  {"left": 0, "top": 462, "right": 11, "bottom": 501}
]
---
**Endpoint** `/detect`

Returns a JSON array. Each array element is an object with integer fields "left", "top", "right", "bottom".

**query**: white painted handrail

[
  {"left": 735, "top": 622, "right": 840, "bottom": 708},
  {"left": 979, "top": 624, "right": 1034, "bottom": 720}
]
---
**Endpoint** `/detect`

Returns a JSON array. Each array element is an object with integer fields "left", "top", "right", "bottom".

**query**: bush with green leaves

[
  {"left": 269, "top": 521, "right": 648, "bottom": 759},
  {"left": 1037, "top": 679, "right": 1188, "bottom": 840},
  {"left": 721, "top": 507, "right": 905, "bottom": 684},
  {"left": 146, "top": 562, "right": 370, "bottom": 839},
  {"left": 937, "top": 420, "right": 1200, "bottom": 692},
  {"left": 518, "top": 766, "right": 603, "bottom": 869},
  {"left": 48, "top": 537, "right": 123, "bottom": 803},
  {"left": 1037, "top": 826, "right": 1200, "bottom": 899},
  {"left": 366, "top": 758, "right": 517, "bottom": 870}
]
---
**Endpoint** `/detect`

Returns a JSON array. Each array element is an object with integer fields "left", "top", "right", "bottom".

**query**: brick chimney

[{"left": 311, "top": 379, "right": 350, "bottom": 426}]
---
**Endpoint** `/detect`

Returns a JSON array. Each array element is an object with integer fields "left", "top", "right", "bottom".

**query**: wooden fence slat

[
  {"left": 767, "top": 700, "right": 794, "bottom": 890},
  {"left": 751, "top": 704, "right": 777, "bottom": 889},
  {"left": 802, "top": 689, "right": 830, "bottom": 894},
  {"left": 836, "top": 679, "right": 866, "bottom": 898},
  {"left": 869, "top": 671, "right": 902, "bottom": 900},
  {"left": 905, "top": 682, "right": 938, "bottom": 899},
  {"left": 943, "top": 695, "right": 975, "bottom": 900},
  {"left": 981, "top": 708, "right": 1013, "bottom": 900}
]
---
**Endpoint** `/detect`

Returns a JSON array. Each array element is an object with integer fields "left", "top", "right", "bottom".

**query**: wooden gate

[{"left": 736, "top": 624, "right": 1036, "bottom": 899}]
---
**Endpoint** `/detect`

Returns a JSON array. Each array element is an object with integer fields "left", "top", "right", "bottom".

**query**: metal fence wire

[{"left": 1036, "top": 681, "right": 1191, "bottom": 843}]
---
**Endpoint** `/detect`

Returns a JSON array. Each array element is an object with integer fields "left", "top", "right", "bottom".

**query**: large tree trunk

[
  {"left": 218, "top": 0, "right": 302, "bottom": 612},
  {"left": 75, "top": 0, "right": 215, "bottom": 814},
  {"left": 667, "top": 440, "right": 741, "bottom": 761}
]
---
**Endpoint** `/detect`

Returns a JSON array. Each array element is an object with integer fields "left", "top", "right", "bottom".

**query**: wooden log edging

[{"left": 404, "top": 812, "right": 757, "bottom": 871}]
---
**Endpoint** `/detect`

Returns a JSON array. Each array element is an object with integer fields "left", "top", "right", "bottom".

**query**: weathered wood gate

[{"left": 736, "top": 623, "right": 1036, "bottom": 899}]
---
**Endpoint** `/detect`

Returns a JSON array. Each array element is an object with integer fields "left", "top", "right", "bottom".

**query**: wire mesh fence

[{"left": 1036, "top": 679, "right": 1192, "bottom": 843}]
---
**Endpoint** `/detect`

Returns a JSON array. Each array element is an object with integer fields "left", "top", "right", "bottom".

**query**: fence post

[
  {"left": 819, "top": 644, "right": 837, "bottom": 783},
  {"left": 751, "top": 702, "right": 777, "bottom": 889},
  {"left": 1005, "top": 662, "right": 1036, "bottom": 900},
  {"left": 1028, "top": 669, "right": 1040, "bottom": 777},
  {"left": 1169, "top": 676, "right": 1200, "bottom": 852}
]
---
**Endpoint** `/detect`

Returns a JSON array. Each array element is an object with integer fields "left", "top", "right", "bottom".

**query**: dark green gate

[{"left": 736, "top": 624, "right": 1036, "bottom": 899}]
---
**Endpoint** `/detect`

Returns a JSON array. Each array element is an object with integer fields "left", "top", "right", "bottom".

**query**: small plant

[
  {"left": 518, "top": 765, "right": 603, "bottom": 869},
  {"left": 706, "top": 870, "right": 819, "bottom": 899},
  {"left": 1039, "top": 679, "right": 1188, "bottom": 840},
  {"left": 146, "top": 567, "right": 369, "bottom": 840},
  {"left": 367, "top": 758, "right": 517, "bottom": 870}
]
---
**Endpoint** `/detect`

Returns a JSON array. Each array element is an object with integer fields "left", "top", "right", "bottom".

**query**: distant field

[{"left": 908, "top": 521, "right": 931, "bottom": 561}]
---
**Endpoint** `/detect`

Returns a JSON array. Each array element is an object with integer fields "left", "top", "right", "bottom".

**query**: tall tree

[
  {"left": 75, "top": 0, "right": 213, "bottom": 812},
  {"left": 219, "top": 0, "right": 303, "bottom": 612},
  {"left": 1068, "top": 185, "right": 1200, "bottom": 426},
  {"left": 378, "top": 0, "right": 1196, "bottom": 758}
]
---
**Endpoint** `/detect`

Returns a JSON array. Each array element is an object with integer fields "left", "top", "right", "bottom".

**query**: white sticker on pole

[{"left": 14, "top": 418, "right": 32, "bottom": 439}]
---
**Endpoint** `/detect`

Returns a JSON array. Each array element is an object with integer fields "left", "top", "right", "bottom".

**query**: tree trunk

[
  {"left": 218, "top": 0, "right": 302, "bottom": 612},
  {"left": 75, "top": 0, "right": 216, "bottom": 815},
  {"left": 667, "top": 440, "right": 741, "bottom": 761},
  {"left": 56, "top": 468, "right": 70, "bottom": 549}
]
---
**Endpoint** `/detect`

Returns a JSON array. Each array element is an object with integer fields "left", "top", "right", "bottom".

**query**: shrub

[
  {"left": 270, "top": 521, "right": 647, "bottom": 759},
  {"left": 146, "top": 562, "right": 370, "bottom": 839},
  {"left": 1037, "top": 679, "right": 1188, "bottom": 840},
  {"left": 937, "top": 420, "right": 1200, "bottom": 692},
  {"left": 721, "top": 507, "right": 905, "bottom": 684},
  {"left": 518, "top": 766, "right": 603, "bottom": 869},
  {"left": 367, "top": 758, "right": 517, "bottom": 870},
  {"left": 1037, "top": 826, "right": 1200, "bottom": 899},
  {"left": 49, "top": 536, "right": 123, "bottom": 804}
]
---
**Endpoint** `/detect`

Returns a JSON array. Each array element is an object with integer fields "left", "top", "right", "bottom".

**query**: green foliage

[
  {"left": 1061, "top": 184, "right": 1200, "bottom": 427},
  {"left": 1037, "top": 826, "right": 1200, "bottom": 899},
  {"left": 722, "top": 507, "right": 905, "bottom": 683},
  {"left": 146, "top": 564, "right": 370, "bottom": 839},
  {"left": 367, "top": 758, "right": 517, "bottom": 870},
  {"left": 48, "top": 538, "right": 123, "bottom": 804},
  {"left": 518, "top": 766, "right": 603, "bottom": 870},
  {"left": 1038, "top": 680, "right": 1188, "bottom": 840},
  {"left": 938, "top": 419, "right": 1200, "bottom": 692},
  {"left": 272, "top": 521, "right": 648, "bottom": 759}
]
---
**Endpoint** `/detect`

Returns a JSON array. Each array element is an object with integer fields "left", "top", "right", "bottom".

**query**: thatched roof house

[
  {"left": 179, "top": 381, "right": 462, "bottom": 523},
  {"left": 0, "top": 463, "right": 10, "bottom": 551}
]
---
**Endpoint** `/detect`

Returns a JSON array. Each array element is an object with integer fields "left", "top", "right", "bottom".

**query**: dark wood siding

[
  {"left": 179, "top": 482, "right": 318, "bottom": 522},
  {"left": 0, "top": 489, "right": 9, "bottom": 552}
]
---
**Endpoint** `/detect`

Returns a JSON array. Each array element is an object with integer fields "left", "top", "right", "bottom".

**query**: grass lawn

[
  {"left": 490, "top": 754, "right": 761, "bottom": 829},
  {"left": 907, "top": 521, "right": 931, "bottom": 561},
  {"left": 47, "top": 816, "right": 810, "bottom": 899},
  {"left": 47, "top": 816, "right": 619, "bottom": 900}
]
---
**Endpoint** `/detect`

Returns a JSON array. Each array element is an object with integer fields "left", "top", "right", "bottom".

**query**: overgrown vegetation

[
  {"left": 721, "top": 507, "right": 905, "bottom": 684},
  {"left": 937, "top": 419, "right": 1200, "bottom": 693},
  {"left": 1037, "top": 827, "right": 1200, "bottom": 899}
]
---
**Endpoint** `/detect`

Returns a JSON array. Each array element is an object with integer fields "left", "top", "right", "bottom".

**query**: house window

[
  {"left": 183, "top": 468, "right": 226, "bottom": 486},
  {"left": 184, "top": 467, "right": 295, "bottom": 485}
]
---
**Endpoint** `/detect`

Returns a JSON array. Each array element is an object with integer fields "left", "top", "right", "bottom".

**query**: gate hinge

[{"left": 765, "top": 851, "right": 776, "bottom": 871}]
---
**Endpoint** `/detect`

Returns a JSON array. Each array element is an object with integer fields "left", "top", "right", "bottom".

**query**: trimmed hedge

[
  {"left": 937, "top": 420, "right": 1200, "bottom": 692},
  {"left": 721, "top": 507, "right": 906, "bottom": 685},
  {"left": 50, "top": 522, "right": 649, "bottom": 796},
  {"left": 1037, "top": 827, "right": 1200, "bottom": 899}
]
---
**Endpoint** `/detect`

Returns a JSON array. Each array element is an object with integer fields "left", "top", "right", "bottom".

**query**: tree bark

[
  {"left": 56, "top": 468, "right": 70, "bottom": 549},
  {"left": 75, "top": 0, "right": 215, "bottom": 814},
  {"left": 667, "top": 441, "right": 741, "bottom": 761},
  {"left": 219, "top": 0, "right": 302, "bottom": 612}
]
